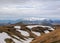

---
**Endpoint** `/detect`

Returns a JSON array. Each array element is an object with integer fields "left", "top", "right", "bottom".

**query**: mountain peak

[{"left": 23, "top": 17, "right": 47, "bottom": 21}]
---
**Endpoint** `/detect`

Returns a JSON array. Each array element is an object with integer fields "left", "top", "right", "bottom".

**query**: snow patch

[
  {"left": 14, "top": 26, "right": 21, "bottom": 29},
  {"left": 44, "top": 30, "right": 50, "bottom": 33},
  {"left": 23, "top": 17, "right": 47, "bottom": 21},
  {"left": 0, "top": 32, "right": 32, "bottom": 43},
  {"left": 17, "top": 30, "right": 30, "bottom": 36},
  {"left": 32, "top": 31, "right": 41, "bottom": 36}
]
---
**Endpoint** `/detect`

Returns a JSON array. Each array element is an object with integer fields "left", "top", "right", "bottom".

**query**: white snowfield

[
  {"left": 23, "top": 17, "right": 48, "bottom": 21},
  {"left": 0, "top": 32, "right": 33, "bottom": 43},
  {"left": 26, "top": 25, "right": 41, "bottom": 29},
  {"left": 14, "top": 25, "right": 54, "bottom": 31},
  {"left": 0, "top": 25, "right": 55, "bottom": 43},
  {"left": 26, "top": 25, "right": 55, "bottom": 31}
]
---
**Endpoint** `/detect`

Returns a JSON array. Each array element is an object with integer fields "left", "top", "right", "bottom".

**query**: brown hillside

[{"left": 31, "top": 25, "right": 60, "bottom": 43}]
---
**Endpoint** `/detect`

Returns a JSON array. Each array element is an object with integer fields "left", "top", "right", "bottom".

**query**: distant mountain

[
  {"left": 0, "top": 20, "right": 16, "bottom": 26},
  {"left": 14, "top": 17, "right": 60, "bottom": 25},
  {"left": 23, "top": 17, "right": 47, "bottom": 21},
  {"left": 52, "top": 19, "right": 60, "bottom": 25},
  {"left": 17, "top": 17, "right": 60, "bottom": 26},
  {"left": 21, "top": 17, "right": 53, "bottom": 25},
  {"left": 0, "top": 17, "right": 60, "bottom": 26}
]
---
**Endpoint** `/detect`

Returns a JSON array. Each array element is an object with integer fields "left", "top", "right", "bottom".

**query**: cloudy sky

[{"left": 0, "top": 0, "right": 60, "bottom": 20}]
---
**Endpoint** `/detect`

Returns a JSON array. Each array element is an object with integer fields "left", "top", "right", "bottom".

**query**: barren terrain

[
  {"left": 0, "top": 24, "right": 60, "bottom": 43},
  {"left": 31, "top": 25, "right": 60, "bottom": 43}
]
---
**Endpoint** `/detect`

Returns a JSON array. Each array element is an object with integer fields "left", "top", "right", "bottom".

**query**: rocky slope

[{"left": 30, "top": 25, "right": 60, "bottom": 43}]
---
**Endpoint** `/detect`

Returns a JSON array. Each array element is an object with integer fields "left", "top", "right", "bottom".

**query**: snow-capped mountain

[
  {"left": 23, "top": 17, "right": 48, "bottom": 21},
  {"left": 19, "top": 17, "right": 53, "bottom": 25},
  {"left": 0, "top": 17, "right": 60, "bottom": 26}
]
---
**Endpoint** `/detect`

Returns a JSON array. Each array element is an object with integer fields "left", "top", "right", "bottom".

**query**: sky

[{"left": 0, "top": 0, "right": 60, "bottom": 20}]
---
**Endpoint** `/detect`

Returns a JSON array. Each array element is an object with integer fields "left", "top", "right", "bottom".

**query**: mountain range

[{"left": 0, "top": 17, "right": 60, "bottom": 25}]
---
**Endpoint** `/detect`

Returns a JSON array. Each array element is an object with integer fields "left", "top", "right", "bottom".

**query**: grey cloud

[
  {"left": 0, "top": 0, "right": 60, "bottom": 20},
  {"left": 0, "top": 0, "right": 29, "bottom": 6}
]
